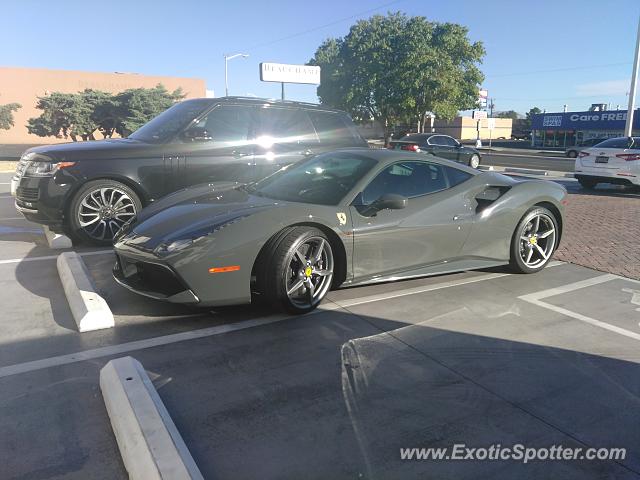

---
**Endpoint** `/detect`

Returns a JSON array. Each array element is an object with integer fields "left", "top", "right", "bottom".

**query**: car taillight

[
  {"left": 615, "top": 153, "right": 640, "bottom": 161},
  {"left": 578, "top": 151, "right": 589, "bottom": 158},
  {"left": 401, "top": 144, "right": 420, "bottom": 151}
]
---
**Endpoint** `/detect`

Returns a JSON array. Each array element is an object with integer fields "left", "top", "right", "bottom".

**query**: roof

[{"left": 182, "top": 96, "right": 348, "bottom": 113}]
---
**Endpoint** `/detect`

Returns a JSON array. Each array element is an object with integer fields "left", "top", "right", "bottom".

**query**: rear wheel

[
  {"left": 468, "top": 154, "right": 480, "bottom": 169},
  {"left": 261, "top": 227, "right": 334, "bottom": 314},
  {"left": 567, "top": 150, "right": 578, "bottom": 158},
  {"left": 68, "top": 179, "right": 141, "bottom": 245},
  {"left": 578, "top": 178, "right": 597, "bottom": 190},
  {"left": 509, "top": 207, "right": 558, "bottom": 274}
]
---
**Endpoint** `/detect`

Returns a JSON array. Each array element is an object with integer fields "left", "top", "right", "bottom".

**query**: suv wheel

[{"left": 68, "top": 179, "right": 141, "bottom": 245}]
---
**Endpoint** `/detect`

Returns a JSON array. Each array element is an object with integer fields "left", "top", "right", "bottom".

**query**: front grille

[
  {"left": 117, "top": 255, "right": 188, "bottom": 297},
  {"left": 16, "top": 187, "right": 39, "bottom": 202}
]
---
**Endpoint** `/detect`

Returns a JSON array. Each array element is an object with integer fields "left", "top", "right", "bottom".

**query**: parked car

[
  {"left": 11, "top": 97, "right": 368, "bottom": 244},
  {"left": 113, "top": 148, "right": 565, "bottom": 314},
  {"left": 565, "top": 137, "right": 606, "bottom": 158},
  {"left": 388, "top": 133, "right": 481, "bottom": 168},
  {"left": 574, "top": 136, "right": 640, "bottom": 189}
]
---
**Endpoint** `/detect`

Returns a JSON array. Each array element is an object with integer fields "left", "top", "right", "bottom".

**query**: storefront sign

[
  {"left": 260, "top": 63, "right": 321, "bottom": 84},
  {"left": 532, "top": 109, "right": 640, "bottom": 131}
]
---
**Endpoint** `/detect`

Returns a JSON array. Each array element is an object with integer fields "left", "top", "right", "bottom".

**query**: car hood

[
  {"left": 25, "top": 138, "right": 161, "bottom": 162},
  {"left": 116, "top": 183, "right": 282, "bottom": 250}
]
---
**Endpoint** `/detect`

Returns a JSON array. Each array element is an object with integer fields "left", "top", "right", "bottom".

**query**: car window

[
  {"left": 252, "top": 152, "right": 376, "bottom": 205},
  {"left": 254, "top": 107, "right": 319, "bottom": 144},
  {"left": 308, "top": 111, "right": 360, "bottom": 144},
  {"left": 128, "top": 99, "right": 212, "bottom": 143},
  {"left": 593, "top": 137, "right": 629, "bottom": 149},
  {"left": 193, "top": 105, "right": 253, "bottom": 142},
  {"left": 440, "top": 136, "right": 459, "bottom": 147},
  {"left": 444, "top": 166, "right": 473, "bottom": 187},
  {"left": 402, "top": 133, "right": 430, "bottom": 143},
  {"left": 361, "top": 161, "right": 448, "bottom": 204}
]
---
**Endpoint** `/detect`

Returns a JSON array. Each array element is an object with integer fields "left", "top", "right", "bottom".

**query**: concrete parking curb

[
  {"left": 100, "top": 357, "right": 204, "bottom": 480},
  {"left": 56, "top": 251, "right": 114, "bottom": 332},
  {"left": 43, "top": 226, "right": 72, "bottom": 249}
]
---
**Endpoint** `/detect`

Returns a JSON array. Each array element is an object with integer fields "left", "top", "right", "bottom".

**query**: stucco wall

[{"left": 0, "top": 67, "right": 206, "bottom": 144}]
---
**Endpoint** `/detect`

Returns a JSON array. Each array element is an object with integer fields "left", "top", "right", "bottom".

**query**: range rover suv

[{"left": 12, "top": 97, "right": 368, "bottom": 244}]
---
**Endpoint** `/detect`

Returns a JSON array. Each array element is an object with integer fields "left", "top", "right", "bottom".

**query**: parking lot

[{"left": 1, "top": 170, "right": 640, "bottom": 479}]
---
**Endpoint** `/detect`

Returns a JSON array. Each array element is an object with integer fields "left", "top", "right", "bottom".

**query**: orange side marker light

[{"left": 208, "top": 265, "right": 241, "bottom": 273}]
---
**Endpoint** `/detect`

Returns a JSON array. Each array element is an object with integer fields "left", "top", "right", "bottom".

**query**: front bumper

[
  {"left": 12, "top": 173, "right": 72, "bottom": 226},
  {"left": 113, "top": 253, "right": 200, "bottom": 304}
]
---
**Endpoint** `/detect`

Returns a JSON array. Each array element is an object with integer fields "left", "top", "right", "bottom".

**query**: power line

[
  {"left": 485, "top": 62, "right": 631, "bottom": 78},
  {"left": 241, "top": 0, "right": 406, "bottom": 53}
]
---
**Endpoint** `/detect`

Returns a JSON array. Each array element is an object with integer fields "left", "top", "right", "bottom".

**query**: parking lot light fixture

[{"left": 224, "top": 53, "right": 249, "bottom": 97}]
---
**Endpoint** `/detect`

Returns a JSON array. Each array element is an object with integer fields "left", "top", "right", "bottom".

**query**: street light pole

[
  {"left": 224, "top": 53, "right": 249, "bottom": 97},
  {"left": 624, "top": 14, "right": 640, "bottom": 137}
]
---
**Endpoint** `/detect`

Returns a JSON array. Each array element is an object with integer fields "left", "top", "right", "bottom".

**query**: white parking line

[
  {"left": 0, "top": 217, "right": 26, "bottom": 221},
  {"left": 0, "top": 268, "right": 524, "bottom": 379},
  {"left": 0, "top": 249, "right": 113, "bottom": 265},
  {"left": 519, "top": 274, "right": 640, "bottom": 342}
]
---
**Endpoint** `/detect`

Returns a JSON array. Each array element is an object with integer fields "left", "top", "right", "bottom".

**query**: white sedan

[{"left": 574, "top": 137, "right": 640, "bottom": 189}]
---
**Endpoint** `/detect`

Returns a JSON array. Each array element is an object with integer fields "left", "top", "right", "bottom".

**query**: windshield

[
  {"left": 253, "top": 152, "right": 376, "bottom": 205},
  {"left": 128, "top": 99, "right": 212, "bottom": 143}
]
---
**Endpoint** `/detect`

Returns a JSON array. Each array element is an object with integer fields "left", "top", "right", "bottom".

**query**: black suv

[{"left": 12, "top": 97, "right": 368, "bottom": 244}]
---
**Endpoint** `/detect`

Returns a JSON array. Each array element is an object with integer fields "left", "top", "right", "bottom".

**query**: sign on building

[
  {"left": 259, "top": 63, "right": 321, "bottom": 84},
  {"left": 473, "top": 110, "right": 487, "bottom": 120},
  {"left": 478, "top": 89, "right": 488, "bottom": 108}
]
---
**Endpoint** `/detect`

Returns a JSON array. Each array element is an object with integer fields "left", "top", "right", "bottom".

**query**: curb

[
  {"left": 479, "top": 164, "right": 575, "bottom": 178},
  {"left": 56, "top": 251, "right": 114, "bottom": 332},
  {"left": 100, "top": 357, "right": 204, "bottom": 480},
  {"left": 44, "top": 226, "right": 73, "bottom": 249}
]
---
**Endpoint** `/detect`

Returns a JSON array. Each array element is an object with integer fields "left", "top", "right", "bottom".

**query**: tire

[
  {"left": 260, "top": 227, "right": 334, "bottom": 314},
  {"left": 468, "top": 154, "right": 481, "bottom": 169},
  {"left": 509, "top": 207, "right": 558, "bottom": 274},
  {"left": 578, "top": 178, "right": 597, "bottom": 190},
  {"left": 68, "top": 179, "right": 141, "bottom": 245},
  {"left": 567, "top": 150, "right": 578, "bottom": 158}
]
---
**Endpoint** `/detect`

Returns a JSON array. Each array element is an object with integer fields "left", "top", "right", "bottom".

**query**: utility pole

[{"left": 624, "top": 13, "right": 640, "bottom": 137}]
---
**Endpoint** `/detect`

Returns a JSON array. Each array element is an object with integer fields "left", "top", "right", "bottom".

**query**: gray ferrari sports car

[{"left": 112, "top": 149, "right": 566, "bottom": 313}]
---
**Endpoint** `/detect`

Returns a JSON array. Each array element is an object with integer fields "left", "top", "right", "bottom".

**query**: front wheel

[
  {"left": 262, "top": 227, "right": 334, "bottom": 314},
  {"left": 468, "top": 154, "right": 480, "bottom": 169},
  {"left": 68, "top": 179, "right": 141, "bottom": 245},
  {"left": 509, "top": 207, "right": 558, "bottom": 273}
]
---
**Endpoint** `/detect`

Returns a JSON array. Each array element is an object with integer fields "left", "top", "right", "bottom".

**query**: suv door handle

[
  {"left": 233, "top": 150, "right": 251, "bottom": 158},
  {"left": 300, "top": 149, "right": 314, "bottom": 156}
]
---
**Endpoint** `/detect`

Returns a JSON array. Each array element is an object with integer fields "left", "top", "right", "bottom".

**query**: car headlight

[{"left": 22, "top": 157, "right": 76, "bottom": 177}]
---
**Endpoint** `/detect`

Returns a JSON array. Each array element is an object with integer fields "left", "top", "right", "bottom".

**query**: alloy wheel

[
  {"left": 518, "top": 213, "right": 556, "bottom": 268},
  {"left": 285, "top": 236, "right": 334, "bottom": 309},
  {"left": 77, "top": 187, "right": 137, "bottom": 241}
]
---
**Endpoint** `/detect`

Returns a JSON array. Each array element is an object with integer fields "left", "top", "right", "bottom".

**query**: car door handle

[
  {"left": 300, "top": 149, "right": 314, "bottom": 156},
  {"left": 233, "top": 150, "right": 252, "bottom": 158}
]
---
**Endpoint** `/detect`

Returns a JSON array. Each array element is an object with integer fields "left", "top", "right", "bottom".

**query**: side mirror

[
  {"left": 182, "top": 127, "right": 212, "bottom": 142},
  {"left": 374, "top": 193, "right": 408, "bottom": 210}
]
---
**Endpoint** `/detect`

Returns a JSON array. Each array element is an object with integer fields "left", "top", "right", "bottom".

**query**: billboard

[
  {"left": 260, "top": 63, "right": 321, "bottom": 84},
  {"left": 531, "top": 109, "right": 640, "bottom": 131}
]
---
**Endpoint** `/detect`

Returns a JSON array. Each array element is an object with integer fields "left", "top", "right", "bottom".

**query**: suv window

[
  {"left": 254, "top": 107, "right": 318, "bottom": 144},
  {"left": 444, "top": 166, "right": 472, "bottom": 186},
  {"left": 308, "top": 111, "right": 360, "bottom": 144},
  {"left": 361, "top": 161, "right": 448, "bottom": 204},
  {"left": 194, "top": 105, "right": 253, "bottom": 142},
  {"left": 594, "top": 137, "right": 630, "bottom": 149}
]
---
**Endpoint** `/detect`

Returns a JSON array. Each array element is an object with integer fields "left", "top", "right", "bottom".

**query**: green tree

[
  {"left": 113, "top": 84, "right": 184, "bottom": 137},
  {"left": 309, "top": 12, "right": 485, "bottom": 141},
  {"left": 523, "top": 106, "right": 542, "bottom": 129},
  {"left": 0, "top": 102, "right": 21, "bottom": 130},
  {"left": 496, "top": 110, "right": 519, "bottom": 120},
  {"left": 26, "top": 84, "right": 184, "bottom": 141}
]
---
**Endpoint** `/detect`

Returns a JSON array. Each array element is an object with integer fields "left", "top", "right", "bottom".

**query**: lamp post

[
  {"left": 224, "top": 53, "right": 249, "bottom": 97},
  {"left": 624, "top": 14, "right": 640, "bottom": 137}
]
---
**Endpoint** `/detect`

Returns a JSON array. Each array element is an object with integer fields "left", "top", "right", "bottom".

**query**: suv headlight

[{"left": 23, "top": 158, "right": 76, "bottom": 177}]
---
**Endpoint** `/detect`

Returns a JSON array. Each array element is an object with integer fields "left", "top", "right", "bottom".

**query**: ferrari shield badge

[{"left": 336, "top": 212, "right": 347, "bottom": 225}]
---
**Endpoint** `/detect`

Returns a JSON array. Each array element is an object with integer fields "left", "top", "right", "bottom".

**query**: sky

[{"left": 2, "top": 0, "right": 640, "bottom": 114}]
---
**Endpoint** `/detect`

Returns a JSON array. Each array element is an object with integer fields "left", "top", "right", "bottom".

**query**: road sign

[
  {"left": 487, "top": 118, "right": 496, "bottom": 130},
  {"left": 473, "top": 110, "right": 487, "bottom": 119}
]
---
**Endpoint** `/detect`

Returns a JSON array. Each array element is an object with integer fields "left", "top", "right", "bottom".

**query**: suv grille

[{"left": 16, "top": 187, "right": 39, "bottom": 202}]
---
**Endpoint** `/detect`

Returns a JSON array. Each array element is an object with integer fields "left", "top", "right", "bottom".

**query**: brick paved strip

[{"left": 554, "top": 192, "right": 640, "bottom": 280}]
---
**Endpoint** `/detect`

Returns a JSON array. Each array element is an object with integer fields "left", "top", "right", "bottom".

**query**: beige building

[
  {"left": 434, "top": 116, "right": 512, "bottom": 140},
  {"left": 0, "top": 66, "right": 207, "bottom": 144}
]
